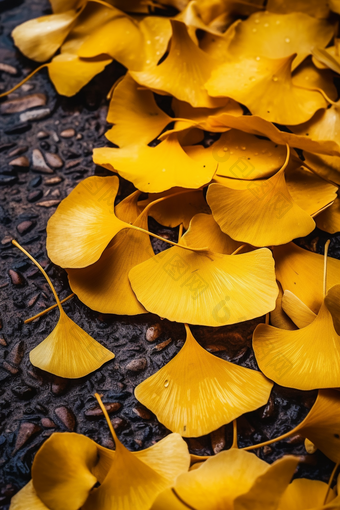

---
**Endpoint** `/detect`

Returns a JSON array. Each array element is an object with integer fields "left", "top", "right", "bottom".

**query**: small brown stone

[
  {"left": 132, "top": 407, "right": 151, "bottom": 420},
  {"left": 0, "top": 63, "right": 17, "bottom": 75},
  {"left": 206, "top": 344, "right": 227, "bottom": 353},
  {"left": 27, "top": 293, "right": 39, "bottom": 307},
  {"left": 262, "top": 445, "right": 273, "bottom": 456},
  {"left": 85, "top": 402, "right": 121, "bottom": 417},
  {"left": 126, "top": 358, "right": 147, "bottom": 372},
  {"left": 210, "top": 426, "right": 226, "bottom": 454},
  {"left": 13, "top": 423, "right": 41, "bottom": 454},
  {"left": 0, "top": 338, "right": 7, "bottom": 346},
  {"left": 16, "top": 220, "right": 35, "bottom": 235},
  {"left": 8, "top": 269, "right": 25, "bottom": 287},
  {"left": 8, "top": 341, "right": 25, "bottom": 365},
  {"left": 146, "top": 323, "right": 162, "bottom": 342},
  {"left": 36, "top": 200, "right": 61, "bottom": 208},
  {"left": 37, "top": 131, "right": 49, "bottom": 139},
  {"left": 153, "top": 338, "right": 172, "bottom": 351},
  {"left": 44, "top": 153, "right": 63, "bottom": 169},
  {"left": 51, "top": 376, "right": 69, "bottom": 395},
  {"left": 51, "top": 189, "right": 60, "bottom": 198},
  {"left": 65, "top": 159, "right": 81, "bottom": 169},
  {"left": 3, "top": 362, "right": 19, "bottom": 374},
  {"left": 20, "top": 108, "right": 50, "bottom": 123},
  {"left": 287, "top": 434, "right": 305, "bottom": 445},
  {"left": 1, "top": 236, "right": 12, "bottom": 245},
  {"left": 9, "top": 156, "right": 29, "bottom": 168},
  {"left": 41, "top": 418, "right": 56, "bottom": 428},
  {"left": 1, "top": 93, "right": 46, "bottom": 114},
  {"left": 32, "top": 149, "right": 53, "bottom": 174},
  {"left": 111, "top": 417, "right": 125, "bottom": 431},
  {"left": 8, "top": 146, "right": 28, "bottom": 157},
  {"left": 55, "top": 406, "right": 76, "bottom": 431},
  {"left": 60, "top": 128, "right": 76, "bottom": 138},
  {"left": 45, "top": 176, "right": 63, "bottom": 185}
]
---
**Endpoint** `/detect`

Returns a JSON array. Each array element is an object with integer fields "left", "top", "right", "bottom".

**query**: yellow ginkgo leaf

[
  {"left": 12, "top": 240, "right": 114, "bottom": 378},
  {"left": 138, "top": 189, "right": 210, "bottom": 229},
  {"left": 313, "top": 48, "right": 340, "bottom": 75},
  {"left": 152, "top": 450, "right": 297, "bottom": 510},
  {"left": 253, "top": 298, "right": 340, "bottom": 390},
  {"left": 281, "top": 290, "right": 316, "bottom": 328},
  {"left": 285, "top": 164, "right": 338, "bottom": 216},
  {"left": 207, "top": 169, "right": 315, "bottom": 247},
  {"left": 115, "top": 190, "right": 142, "bottom": 224},
  {"left": 12, "top": 9, "right": 80, "bottom": 62},
  {"left": 93, "top": 134, "right": 217, "bottom": 193},
  {"left": 292, "top": 58, "right": 338, "bottom": 100},
  {"left": 9, "top": 481, "right": 49, "bottom": 510},
  {"left": 316, "top": 197, "right": 340, "bottom": 234},
  {"left": 209, "top": 112, "right": 340, "bottom": 156},
  {"left": 135, "top": 325, "right": 273, "bottom": 437},
  {"left": 227, "top": 11, "right": 334, "bottom": 69},
  {"left": 129, "top": 244, "right": 278, "bottom": 326},
  {"left": 46, "top": 176, "right": 127, "bottom": 268},
  {"left": 277, "top": 479, "right": 336, "bottom": 510},
  {"left": 32, "top": 433, "right": 98, "bottom": 510},
  {"left": 330, "top": 0, "right": 340, "bottom": 14},
  {"left": 83, "top": 395, "right": 190, "bottom": 510},
  {"left": 274, "top": 243, "right": 340, "bottom": 314},
  {"left": 206, "top": 54, "right": 327, "bottom": 125},
  {"left": 50, "top": 0, "right": 84, "bottom": 12},
  {"left": 325, "top": 284, "right": 340, "bottom": 335},
  {"left": 266, "top": 0, "right": 330, "bottom": 18},
  {"left": 187, "top": 129, "right": 287, "bottom": 180},
  {"left": 105, "top": 74, "right": 171, "bottom": 148},
  {"left": 270, "top": 283, "right": 297, "bottom": 331},
  {"left": 181, "top": 213, "right": 241, "bottom": 254},
  {"left": 131, "top": 20, "right": 225, "bottom": 108},
  {"left": 48, "top": 53, "right": 113, "bottom": 96}
]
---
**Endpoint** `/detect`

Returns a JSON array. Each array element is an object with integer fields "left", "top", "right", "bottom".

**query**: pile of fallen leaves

[{"left": 4, "top": 0, "right": 340, "bottom": 508}]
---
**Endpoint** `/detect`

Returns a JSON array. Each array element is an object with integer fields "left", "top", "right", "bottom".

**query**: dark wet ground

[{"left": 0, "top": 1, "right": 340, "bottom": 508}]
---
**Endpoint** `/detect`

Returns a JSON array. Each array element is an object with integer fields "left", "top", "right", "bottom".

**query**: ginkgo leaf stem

[
  {"left": 232, "top": 419, "right": 238, "bottom": 449},
  {"left": 323, "top": 239, "right": 331, "bottom": 298},
  {"left": 95, "top": 392, "right": 122, "bottom": 453},
  {"left": 178, "top": 223, "right": 184, "bottom": 242},
  {"left": 0, "top": 65, "right": 47, "bottom": 98},
  {"left": 24, "top": 294, "right": 75, "bottom": 323},
  {"left": 231, "top": 244, "right": 246, "bottom": 255},
  {"left": 324, "top": 462, "right": 339, "bottom": 504},
  {"left": 242, "top": 429, "right": 294, "bottom": 451},
  {"left": 12, "top": 240, "right": 63, "bottom": 313},
  {"left": 172, "top": 489, "right": 197, "bottom": 510},
  {"left": 129, "top": 224, "right": 207, "bottom": 252}
]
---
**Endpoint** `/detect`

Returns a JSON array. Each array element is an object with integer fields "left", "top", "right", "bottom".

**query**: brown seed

[
  {"left": 60, "top": 128, "right": 75, "bottom": 138},
  {"left": 1, "top": 236, "right": 12, "bottom": 245},
  {"left": 1, "top": 93, "right": 46, "bottom": 114},
  {"left": 8, "top": 269, "right": 25, "bottom": 287},
  {"left": 146, "top": 323, "right": 162, "bottom": 342},
  {"left": 0, "top": 338, "right": 7, "bottom": 346},
  {"left": 65, "top": 159, "right": 81, "bottom": 169},
  {"left": 132, "top": 407, "right": 151, "bottom": 420},
  {"left": 36, "top": 200, "right": 60, "bottom": 208},
  {"left": 16, "top": 220, "right": 35, "bottom": 235},
  {"left": 85, "top": 402, "right": 121, "bottom": 417},
  {"left": 13, "top": 423, "right": 41, "bottom": 454},
  {"left": 262, "top": 445, "right": 273, "bottom": 456},
  {"left": 44, "top": 153, "right": 63, "bottom": 169},
  {"left": 27, "top": 293, "right": 39, "bottom": 307},
  {"left": 126, "top": 358, "right": 147, "bottom": 372},
  {"left": 37, "top": 131, "right": 49, "bottom": 139},
  {"left": 9, "top": 156, "right": 29, "bottom": 168},
  {"left": 8, "top": 146, "right": 28, "bottom": 157},
  {"left": 0, "top": 63, "right": 17, "bottom": 75},
  {"left": 41, "top": 418, "right": 56, "bottom": 428},
  {"left": 287, "top": 434, "right": 305, "bottom": 445},
  {"left": 153, "top": 338, "right": 172, "bottom": 351},
  {"left": 3, "top": 361, "right": 19, "bottom": 374},
  {"left": 54, "top": 406, "right": 76, "bottom": 431},
  {"left": 111, "top": 417, "right": 125, "bottom": 431},
  {"left": 210, "top": 425, "right": 226, "bottom": 454},
  {"left": 7, "top": 341, "right": 25, "bottom": 365},
  {"left": 20, "top": 108, "right": 50, "bottom": 123},
  {"left": 32, "top": 149, "right": 53, "bottom": 174},
  {"left": 44, "top": 176, "right": 63, "bottom": 185},
  {"left": 51, "top": 376, "right": 69, "bottom": 395}
]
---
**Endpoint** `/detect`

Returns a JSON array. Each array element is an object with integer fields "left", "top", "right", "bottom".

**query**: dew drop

[
  {"left": 223, "top": 146, "right": 228, "bottom": 151},
  {"left": 272, "top": 75, "right": 278, "bottom": 82},
  {"left": 276, "top": 20, "right": 281, "bottom": 25},
  {"left": 264, "top": 23, "right": 269, "bottom": 27},
  {"left": 254, "top": 18, "right": 260, "bottom": 23},
  {"left": 146, "top": 60, "right": 150, "bottom": 64},
  {"left": 162, "top": 168, "right": 166, "bottom": 172},
  {"left": 249, "top": 76, "right": 256, "bottom": 81},
  {"left": 252, "top": 28, "right": 257, "bottom": 33},
  {"left": 261, "top": 149, "right": 266, "bottom": 153},
  {"left": 146, "top": 40, "right": 151, "bottom": 45},
  {"left": 256, "top": 56, "right": 261, "bottom": 61},
  {"left": 230, "top": 151, "right": 234, "bottom": 155},
  {"left": 254, "top": 152, "right": 258, "bottom": 156},
  {"left": 164, "top": 380, "right": 169, "bottom": 388},
  {"left": 285, "top": 37, "right": 290, "bottom": 43},
  {"left": 241, "top": 146, "right": 246, "bottom": 151}
]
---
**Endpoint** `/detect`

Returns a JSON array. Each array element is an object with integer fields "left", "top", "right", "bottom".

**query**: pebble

[
  {"left": 29, "top": 176, "right": 42, "bottom": 187},
  {"left": 11, "top": 385, "right": 36, "bottom": 400},
  {"left": 3, "top": 362, "right": 19, "bottom": 375},
  {"left": 1, "top": 94, "right": 46, "bottom": 114},
  {"left": 32, "top": 149, "right": 53, "bottom": 174},
  {"left": 85, "top": 402, "right": 121, "bottom": 417},
  {"left": 51, "top": 377, "right": 69, "bottom": 395},
  {"left": 27, "top": 190, "right": 43, "bottom": 203},
  {"left": 37, "top": 131, "right": 49, "bottom": 139},
  {"left": 146, "top": 324, "right": 162, "bottom": 342},
  {"left": 45, "top": 176, "right": 63, "bottom": 185},
  {"left": 20, "top": 108, "right": 50, "bottom": 123},
  {"left": 8, "top": 341, "right": 25, "bottom": 365},
  {"left": 0, "top": 63, "right": 17, "bottom": 75},
  {"left": 8, "top": 146, "right": 28, "bottom": 157},
  {"left": 1, "top": 236, "right": 12, "bottom": 245},
  {"left": 54, "top": 406, "right": 76, "bottom": 431},
  {"left": 65, "top": 159, "right": 81, "bottom": 169},
  {"left": 262, "top": 445, "right": 273, "bottom": 456},
  {"left": 0, "top": 338, "right": 7, "bottom": 346},
  {"left": 27, "top": 294, "right": 39, "bottom": 307},
  {"left": 126, "top": 358, "right": 147, "bottom": 372},
  {"left": 44, "top": 153, "right": 63, "bottom": 169},
  {"left": 8, "top": 270, "right": 26, "bottom": 287},
  {"left": 16, "top": 220, "right": 35, "bottom": 235},
  {"left": 41, "top": 418, "right": 56, "bottom": 428},
  {"left": 132, "top": 407, "right": 151, "bottom": 420},
  {"left": 211, "top": 426, "right": 226, "bottom": 454},
  {"left": 51, "top": 189, "right": 60, "bottom": 198},
  {"left": 111, "top": 417, "right": 125, "bottom": 431},
  {"left": 36, "top": 200, "right": 60, "bottom": 208},
  {"left": 60, "top": 128, "right": 75, "bottom": 138},
  {"left": 0, "top": 176, "right": 17, "bottom": 185},
  {"left": 12, "top": 423, "right": 41, "bottom": 454},
  {"left": 9, "top": 156, "right": 29, "bottom": 168}
]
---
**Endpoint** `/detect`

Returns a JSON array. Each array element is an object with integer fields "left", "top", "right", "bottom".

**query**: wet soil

[{"left": 0, "top": 1, "right": 340, "bottom": 508}]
